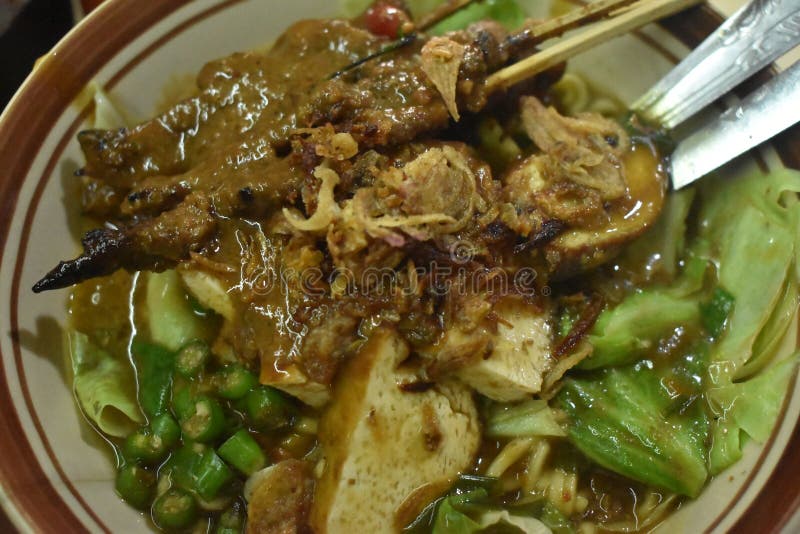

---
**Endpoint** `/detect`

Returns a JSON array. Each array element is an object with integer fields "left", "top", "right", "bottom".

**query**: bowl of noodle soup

[{"left": 0, "top": 0, "right": 799, "bottom": 532}]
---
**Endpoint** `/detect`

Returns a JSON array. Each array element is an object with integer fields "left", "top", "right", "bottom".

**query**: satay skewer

[
  {"left": 522, "top": 0, "right": 642, "bottom": 44},
  {"left": 486, "top": 0, "right": 703, "bottom": 92}
]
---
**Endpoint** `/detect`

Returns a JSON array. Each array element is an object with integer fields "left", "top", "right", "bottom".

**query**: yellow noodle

[
  {"left": 552, "top": 72, "right": 591, "bottom": 115},
  {"left": 486, "top": 437, "right": 534, "bottom": 478},
  {"left": 522, "top": 438, "right": 551, "bottom": 492}
]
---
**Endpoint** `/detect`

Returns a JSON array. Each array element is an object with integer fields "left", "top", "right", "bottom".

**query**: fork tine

[{"left": 633, "top": 0, "right": 800, "bottom": 129}]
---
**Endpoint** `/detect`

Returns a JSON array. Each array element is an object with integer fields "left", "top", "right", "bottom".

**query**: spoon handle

[
  {"left": 633, "top": 0, "right": 800, "bottom": 129},
  {"left": 670, "top": 59, "right": 800, "bottom": 189}
]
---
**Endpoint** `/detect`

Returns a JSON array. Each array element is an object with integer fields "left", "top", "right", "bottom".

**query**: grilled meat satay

[{"left": 34, "top": 1, "right": 662, "bottom": 293}]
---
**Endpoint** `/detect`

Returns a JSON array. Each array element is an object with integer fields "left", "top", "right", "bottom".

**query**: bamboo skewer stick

[
  {"left": 486, "top": 0, "right": 703, "bottom": 92},
  {"left": 524, "top": 0, "right": 641, "bottom": 44}
]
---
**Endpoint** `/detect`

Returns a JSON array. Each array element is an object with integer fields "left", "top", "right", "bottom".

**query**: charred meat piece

[{"left": 33, "top": 195, "right": 216, "bottom": 292}]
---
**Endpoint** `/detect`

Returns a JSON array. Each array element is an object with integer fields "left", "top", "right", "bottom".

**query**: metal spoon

[{"left": 632, "top": 0, "right": 800, "bottom": 188}]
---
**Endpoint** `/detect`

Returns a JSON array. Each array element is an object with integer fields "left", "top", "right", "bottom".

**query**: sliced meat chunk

[{"left": 311, "top": 328, "right": 480, "bottom": 533}]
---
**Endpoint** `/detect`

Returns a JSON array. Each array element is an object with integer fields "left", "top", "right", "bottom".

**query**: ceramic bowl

[{"left": 0, "top": 1, "right": 798, "bottom": 532}]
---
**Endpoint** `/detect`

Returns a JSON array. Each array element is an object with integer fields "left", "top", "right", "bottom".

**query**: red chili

[{"left": 364, "top": 2, "right": 410, "bottom": 39}]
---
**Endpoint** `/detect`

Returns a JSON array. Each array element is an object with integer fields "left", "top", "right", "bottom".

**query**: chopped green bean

[
  {"left": 194, "top": 449, "right": 235, "bottom": 500},
  {"left": 172, "top": 385, "right": 195, "bottom": 421},
  {"left": 115, "top": 464, "right": 155, "bottom": 510},
  {"left": 132, "top": 341, "right": 175, "bottom": 419},
  {"left": 123, "top": 428, "right": 169, "bottom": 465},
  {"left": 180, "top": 395, "right": 226, "bottom": 442},
  {"left": 219, "top": 430, "right": 267, "bottom": 475},
  {"left": 150, "top": 413, "right": 181, "bottom": 450},
  {"left": 245, "top": 386, "right": 293, "bottom": 431},
  {"left": 152, "top": 488, "right": 198, "bottom": 530},
  {"left": 175, "top": 340, "right": 211, "bottom": 378},
  {"left": 164, "top": 444, "right": 204, "bottom": 491},
  {"left": 214, "top": 365, "right": 257, "bottom": 400}
]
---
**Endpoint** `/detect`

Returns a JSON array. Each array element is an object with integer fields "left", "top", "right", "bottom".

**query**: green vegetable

[
  {"left": 743, "top": 280, "right": 799, "bottom": 378},
  {"left": 175, "top": 340, "right": 211, "bottom": 378},
  {"left": 172, "top": 384, "right": 196, "bottom": 421},
  {"left": 214, "top": 366, "right": 258, "bottom": 400},
  {"left": 245, "top": 386, "right": 293, "bottom": 431},
  {"left": 700, "top": 287, "right": 735, "bottom": 337},
  {"left": 123, "top": 428, "right": 170, "bottom": 465},
  {"left": 485, "top": 399, "right": 566, "bottom": 438},
  {"left": 532, "top": 501, "right": 574, "bottom": 534},
  {"left": 558, "top": 351, "right": 710, "bottom": 497},
  {"left": 150, "top": 413, "right": 181, "bottom": 449},
  {"left": 180, "top": 395, "right": 226, "bottom": 442},
  {"left": 695, "top": 169, "right": 800, "bottom": 472},
  {"left": 219, "top": 430, "right": 267, "bottom": 475},
  {"left": 131, "top": 341, "right": 175, "bottom": 419},
  {"left": 147, "top": 270, "right": 210, "bottom": 351},
  {"left": 163, "top": 444, "right": 204, "bottom": 491},
  {"left": 115, "top": 465, "right": 155, "bottom": 510},
  {"left": 152, "top": 488, "right": 198, "bottom": 530},
  {"left": 580, "top": 291, "right": 700, "bottom": 370},
  {"left": 708, "top": 355, "right": 799, "bottom": 474},
  {"left": 431, "top": 489, "right": 551, "bottom": 534},
  {"left": 432, "top": 491, "right": 482, "bottom": 534},
  {"left": 698, "top": 169, "right": 800, "bottom": 379},
  {"left": 121, "top": 415, "right": 179, "bottom": 465},
  {"left": 67, "top": 331, "right": 144, "bottom": 437},
  {"left": 194, "top": 449, "right": 235, "bottom": 500},
  {"left": 709, "top": 205, "right": 793, "bottom": 378},
  {"left": 430, "top": 0, "right": 526, "bottom": 34}
]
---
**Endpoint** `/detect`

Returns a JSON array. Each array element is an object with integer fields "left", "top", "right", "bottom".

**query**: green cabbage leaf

[{"left": 67, "top": 330, "right": 143, "bottom": 437}]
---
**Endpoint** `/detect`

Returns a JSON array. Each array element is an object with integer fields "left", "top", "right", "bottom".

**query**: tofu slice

[
  {"left": 311, "top": 328, "right": 480, "bottom": 533},
  {"left": 456, "top": 298, "right": 553, "bottom": 402}
]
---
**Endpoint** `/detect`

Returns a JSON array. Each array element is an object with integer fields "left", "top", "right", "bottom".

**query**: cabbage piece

[
  {"left": 699, "top": 287, "right": 734, "bottom": 338},
  {"left": 579, "top": 291, "right": 700, "bottom": 370},
  {"left": 558, "top": 350, "right": 710, "bottom": 497},
  {"left": 67, "top": 330, "right": 143, "bottom": 437},
  {"left": 146, "top": 270, "right": 213, "bottom": 351},
  {"left": 706, "top": 205, "right": 794, "bottom": 381},
  {"left": 740, "top": 280, "right": 798, "bottom": 379},
  {"left": 431, "top": 489, "right": 553, "bottom": 534},
  {"left": 485, "top": 399, "right": 566, "bottom": 438},
  {"left": 698, "top": 168, "right": 800, "bottom": 473},
  {"left": 707, "top": 355, "right": 799, "bottom": 474}
]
